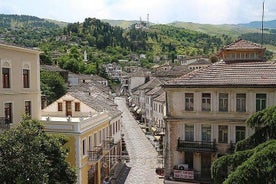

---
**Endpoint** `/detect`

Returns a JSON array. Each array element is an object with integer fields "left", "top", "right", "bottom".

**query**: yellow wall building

[{"left": 41, "top": 91, "right": 122, "bottom": 184}]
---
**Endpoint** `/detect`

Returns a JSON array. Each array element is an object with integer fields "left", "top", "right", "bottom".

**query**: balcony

[
  {"left": 177, "top": 139, "right": 217, "bottom": 152},
  {"left": 0, "top": 117, "right": 10, "bottom": 130},
  {"left": 103, "top": 137, "right": 115, "bottom": 150},
  {"left": 88, "top": 146, "right": 103, "bottom": 163}
]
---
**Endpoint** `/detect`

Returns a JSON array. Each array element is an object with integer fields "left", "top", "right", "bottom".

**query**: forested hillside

[
  {"left": 0, "top": 14, "right": 275, "bottom": 76},
  {"left": 0, "top": 14, "right": 62, "bottom": 47}
]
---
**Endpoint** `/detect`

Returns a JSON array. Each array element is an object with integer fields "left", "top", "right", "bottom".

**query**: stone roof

[
  {"left": 165, "top": 61, "right": 276, "bottom": 88},
  {"left": 130, "top": 68, "right": 151, "bottom": 77},
  {"left": 41, "top": 65, "right": 68, "bottom": 72},
  {"left": 222, "top": 39, "right": 264, "bottom": 51},
  {"left": 188, "top": 58, "right": 211, "bottom": 66},
  {"left": 138, "top": 77, "right": 164, "bottom": 91},
  {"left": 153, "top": 65, "right": 191, "bottom": 80},
  {"left": 153, "top": 92, "right": 166, "bottom": 103},
  {"left": 68, "top": 91, "right": 121, "bottom": 118},
  {"left": 146, "top": 86, "right": 165, "bottom": 97},
  {"left": 68, "top": 73, "right": 107, "bottom": 81},
  {"left": 68, "top": 81, "right": 111, "bottom": 96}
]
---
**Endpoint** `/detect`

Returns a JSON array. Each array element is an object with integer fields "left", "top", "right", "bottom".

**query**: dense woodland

[
  {"left": 0, "top": 14, "right": 275, "bottom": 75},
  {"left": 0, "top": 14, "right": 231, "bottom": 72}
]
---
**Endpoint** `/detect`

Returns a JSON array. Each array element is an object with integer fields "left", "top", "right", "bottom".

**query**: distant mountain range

[
  {"left": 101, "top": 19, "right": 276, "bottom": 38},
  {"left": 102, "top": 19, "right": 276, "bottom": 30},
  {"left": 238, "top": 20, "right": 276, "bottom": 29}
]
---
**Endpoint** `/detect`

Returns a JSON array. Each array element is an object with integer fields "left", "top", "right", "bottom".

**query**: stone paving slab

[{"left": 115, "top": 97, "right": 164, "bottom": 184}]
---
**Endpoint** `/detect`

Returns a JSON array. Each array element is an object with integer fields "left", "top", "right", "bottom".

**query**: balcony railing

[
  {"left": 88, "top": 146, "right": 103, "bottom": 163},
  {"left": 0, "top": 117, "right": 10, "bottom": 130},
  {"left": 103, "top": 137, "right": 115, "bottom": 150},
  {"left": 177, "top": 139, "right": 217, "bottom": 152}
]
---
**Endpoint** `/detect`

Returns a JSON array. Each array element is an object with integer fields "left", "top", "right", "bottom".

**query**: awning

[
  {"left": 151, "top": 127, "right": 157, "bottom": 132},
  {"left": 154, "top": 136, "right": 161, "bottom": 141},
  {"left": 132, "top": 104, "right": 136, "bottom": 107},
  {"left": 157, "top": 132, "right": 165, "bottom": 136},
  {"left": 134, "top": 106, "right": 139, "bottom": 111},
  {"left": 136, "top": 108, "right": 141, "bottom": 114}
]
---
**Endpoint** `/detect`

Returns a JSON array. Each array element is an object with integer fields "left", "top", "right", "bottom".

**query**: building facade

[
  {"left": 163, "top": 39, "right": 276, "bottom": 183},
  {"left": 0, "top": 43, "right": 41, "bottom": 130},
  {"left": 41, "top": 92, "right": 122, "bottom": 184}
]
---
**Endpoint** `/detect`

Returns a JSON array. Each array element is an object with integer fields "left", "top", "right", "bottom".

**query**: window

[
  {"left": 236, "top": 93, "right": 246, "bottom": 112},
  {"left": 4, "top": 103, "right": 12, "bottom": 124},
  {"left": 88, "top": 136, "right": 92, "bottom": 151},
  {"left": 219, "top": 93, "right": 228, "bottom": 112},
  {"left": 185, "top": 93, "right": 194, "bottom": 111},
  {"left": 256, "top": 94, "right": 266, "bottom": 111},
  {"left": 236, "top": 126, "right": 246, "bottom": 142},
  {"left": 218, "top": 125, "right": 228, "bottom": 143},
  {"left": 58, "top": 102, "right": 62, "bottom": 111},
  {"left": 185, "top": 124, "right": 194, "bottom": 141},
  {"left": 2, "top": 68, "right": 10, "bottom": 88},
  {"left": 202, "top": 93, "right": 211, "bottom": 111},
  {"left": 202, "top": 124, "right": 211, "bottom": 142},
  {"left": 25, "top": 101, "right": 31, "bottom": 117},
  {"left": 82, "top": 139, "right": 86, "bottom": 156},
  {"left": 75, "top": 102, "right": 80, "bottom": 112},
  {"left": 23, "top": 69, "right": 30, "bottom": 88},
  {"left": 94, "top": 133, "right": 97, "bottom": 146}
]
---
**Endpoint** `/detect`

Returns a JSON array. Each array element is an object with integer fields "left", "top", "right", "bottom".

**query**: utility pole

[{"left": 262, "top": 0, "right": 265, "bottom": 45}]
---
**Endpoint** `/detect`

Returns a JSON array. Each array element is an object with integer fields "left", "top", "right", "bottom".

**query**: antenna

[
  {"left": 261, "top": 0, "right": 265, "bottom": 45},
  {"left": 147, "top": 13, "right": 149, "bottom": 28}
]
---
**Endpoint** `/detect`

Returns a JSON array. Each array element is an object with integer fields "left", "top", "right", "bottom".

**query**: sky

[{"left": 0, "top": 0, "right": 276, "bottom": 25}]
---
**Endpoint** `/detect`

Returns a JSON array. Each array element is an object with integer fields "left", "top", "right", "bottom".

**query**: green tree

[
  {"left": 40, "top": 70, "right": 67, "bottom": 104},
  {"left": 0, "top": 118, "right": 76, "bottom": 183},
  {"left": 211, "top": 106, "right": 276, "bottom": 184}
]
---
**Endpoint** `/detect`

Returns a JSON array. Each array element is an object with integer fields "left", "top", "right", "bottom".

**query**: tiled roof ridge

[{"left": 223, "top": 39, "right": 263, "bottom": 49}]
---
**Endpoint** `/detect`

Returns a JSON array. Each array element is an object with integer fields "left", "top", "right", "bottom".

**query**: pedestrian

[{"left": 103, "top": 177, "right": 109, "bottom": 184}]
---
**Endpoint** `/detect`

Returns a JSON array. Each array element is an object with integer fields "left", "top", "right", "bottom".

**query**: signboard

[{"left": 174, "top": 170, "right": 194, "bottom": 179}]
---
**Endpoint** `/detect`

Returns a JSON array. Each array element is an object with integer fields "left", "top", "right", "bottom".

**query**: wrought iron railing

[
  {"left": 88, "top": 146, "right": 103, "bottom": 162},
  {"left": 103, "top": 137, "right": 115, "bottom": 150},
  {"left": 177, "top": 139, "right": 217, "bottom": 152}
]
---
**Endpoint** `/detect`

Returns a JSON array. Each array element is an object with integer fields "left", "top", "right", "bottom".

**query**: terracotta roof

[
  {"left": 222, "top": 39, "right": 264, "bottom": 50},
  {"left": 165, "top": 61, "right": 276, "bottom": 87}
]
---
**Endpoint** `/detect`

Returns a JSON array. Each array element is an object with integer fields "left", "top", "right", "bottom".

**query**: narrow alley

[{"left": 115, "top": 97, "right": 164, "bottom": 184}]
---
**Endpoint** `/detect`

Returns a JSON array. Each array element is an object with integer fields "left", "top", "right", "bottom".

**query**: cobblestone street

[{"left": 115, "top": 97, "right": 164, "bottom": 184}]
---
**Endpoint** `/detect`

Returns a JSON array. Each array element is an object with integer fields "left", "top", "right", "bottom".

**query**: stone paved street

[{"left": 115, "top": 97, "right": 164, "bottom": 184}]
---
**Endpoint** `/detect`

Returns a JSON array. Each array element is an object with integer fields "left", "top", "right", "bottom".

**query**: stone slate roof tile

[{"left": 153, "top": 92, "right": 166, "bottom": 102}]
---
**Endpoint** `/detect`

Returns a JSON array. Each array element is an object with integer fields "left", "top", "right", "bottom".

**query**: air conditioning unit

[{"left": 178, "top": 164, "right": 188, "bottom": 170}]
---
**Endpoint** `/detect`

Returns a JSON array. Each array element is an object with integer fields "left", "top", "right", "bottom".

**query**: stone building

[
  {"left": 163, "top": 39, "right": 276, "bottom": 183},
  {"left": 0, "top": 43, "right": 41, "bottom": 130}
]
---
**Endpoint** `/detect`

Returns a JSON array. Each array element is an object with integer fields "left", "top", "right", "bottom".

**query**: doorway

[{"left": 201, "top": 153, "right": 211, "bottom": 179}]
